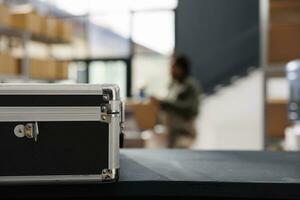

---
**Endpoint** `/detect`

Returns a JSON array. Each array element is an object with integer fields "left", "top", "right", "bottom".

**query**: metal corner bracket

[{"left": 101, "top": 168, "right": 119, "bottom": 182}]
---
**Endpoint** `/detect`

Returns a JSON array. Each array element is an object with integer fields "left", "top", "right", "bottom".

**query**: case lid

[{"left": 0, "top": 84, "right": 103, "bottom": 95}]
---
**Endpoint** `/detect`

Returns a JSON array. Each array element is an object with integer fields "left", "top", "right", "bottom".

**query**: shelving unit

[
  {"left": 264, "top": 66, "right": 286, "bottom": 77},
  {"left": 0, "top": 22, "right": 71, "bottom": 82},
  {"left": 261, "top": 0, "right": 300, "bottom": 149}
]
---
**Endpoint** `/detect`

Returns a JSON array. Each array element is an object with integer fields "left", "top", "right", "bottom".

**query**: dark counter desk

[{"left": 1, "top": 150, "right": 300, "bottom": 199}]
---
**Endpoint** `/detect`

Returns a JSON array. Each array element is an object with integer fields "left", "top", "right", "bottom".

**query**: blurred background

[{"left": 0, "top": 0, "right": 298, "bottom": 151}]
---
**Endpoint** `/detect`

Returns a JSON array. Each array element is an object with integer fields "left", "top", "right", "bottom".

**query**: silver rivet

[
  {"left": 14, "top": 124, "right": 25, "bottom": 138},
  {"left": 101, "top": 106, "right": 107, "bottom": 112},
  {"left": 103, "top": 95, "right": 109, "bottom": 101}
]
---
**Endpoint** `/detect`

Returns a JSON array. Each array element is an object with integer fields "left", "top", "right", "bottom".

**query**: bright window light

[
  {"left": 132, "top": 11, "right": 175, "bottom": 55},
  {"left": 50, "top": 0, "right": 176, "bottom": 56},
  {"left": 51, "top": 0, "right": 177, "bottom": 15},
  {"left": 90, "top": 12, "right": 131, "bottom": 38}
]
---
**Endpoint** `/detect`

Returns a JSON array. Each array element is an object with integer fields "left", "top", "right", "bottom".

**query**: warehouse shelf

[
  {"left": 264, "top": 66, "right": 286, "bottom": 77},
  {"left": 0, "top": 75, "right": 69, "bottom": 82},
  {"left": 264, "top": 66, "right": 285, "bottom": 72},
  {"left": 0, "top": 74, "right": 23, "bottom": 80},
  {"left": 0, "top": 23, "right": 71, "bottom": 82},
  {"left": 0, "top": 25, "right": 69, "bottom": 44}
]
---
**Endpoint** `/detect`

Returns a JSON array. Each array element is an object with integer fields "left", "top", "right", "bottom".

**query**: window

[
  {"left": 69, "top": 62, "right": 88, "bottom": 83},
  {"left": 88, "top": 13, "right": 131, "bottom": 58},
  {"left": 132, "top": 11, "right": 175, "bottom": 98},
  {"left": 89, "top": 61, "right": 127, "bottom": 98},
  {"left": 49, "top": 0, "right": 177, "bottom": 97}
]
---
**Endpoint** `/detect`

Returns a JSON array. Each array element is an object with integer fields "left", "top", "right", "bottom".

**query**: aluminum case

[{"left": 0, "top": 84, "right": 124, "bottom": 184}]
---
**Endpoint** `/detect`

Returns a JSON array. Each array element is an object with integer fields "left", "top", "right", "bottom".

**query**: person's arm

[{"left": 160, "top": 86, "right": 199, "bottom": 118}]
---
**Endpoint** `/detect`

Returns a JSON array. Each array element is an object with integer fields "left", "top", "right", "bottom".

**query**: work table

[{"left": 1, "top": 150, "right": 300, "bottom": 199}]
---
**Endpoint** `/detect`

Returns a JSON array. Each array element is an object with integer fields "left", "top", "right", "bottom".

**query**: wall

[
  {"left": 194, "top": 70, "right": 263, "bottom": 150},
  {"left": 176, "top": 0, "right": 259, "bottom": 92}
]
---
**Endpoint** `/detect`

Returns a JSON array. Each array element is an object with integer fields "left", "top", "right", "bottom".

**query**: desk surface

[{"left": 1, "top": 150, "right": 300, "bottom": 199}]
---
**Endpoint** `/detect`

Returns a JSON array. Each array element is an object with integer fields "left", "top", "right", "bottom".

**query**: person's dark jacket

[{"left": 160, "top": 77, "right": 202, "bottom": 120}]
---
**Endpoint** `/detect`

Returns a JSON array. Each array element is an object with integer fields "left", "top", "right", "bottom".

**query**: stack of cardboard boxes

[
  {"left": 56, "top": 20, "right": 72, "bottom": 43},
  {"left": 41, "top": 16, "right": 58, "bottom": 39},
  {"left": 0, "top": 3, "right": 73, "bottom": 42},
  {"left": 0, "top": 53, "right": 19, "bottom": 75},
  {"left": 55, "top": 61, "right": 69, "bottom": 80},
  {"left": 11, "top": 11, "right": 73, "bottom": 42},
  {"left": 0, "top": 5, "right": 19, "bottom": 76},
  {"left": 267, "top": 99, "right": 290, "bottom": 138},
  {"left": 269, "top": 0, "right": 300, "bottom": 62},
  {"left": 0, "top": 4, "right": 11, "bottom": 26},
  {"left": 0, "top": 4, "right": 72, "bottom": 79},
  {"left": 30, "top": 59, "right": 56, "bottom": 79},
  {"left": 11, "top": 11, "right": 41, "bottom": 35},
  {"left": 267, "top": 0, "right": 300, "bottom": 139},
  {"left": 30, "top": 59, "right": 69, "bottom": 80}
]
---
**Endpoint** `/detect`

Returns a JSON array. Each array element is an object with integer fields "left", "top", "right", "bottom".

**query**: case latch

[
  {"left": 100, "top": 98, "right": 122, "bottom": 123},
  {"left": 14, "top": 122, "right": 39, "bottom": 142},
  {"left": 120, "top": 101, "right": 125, "bottom": 148}
]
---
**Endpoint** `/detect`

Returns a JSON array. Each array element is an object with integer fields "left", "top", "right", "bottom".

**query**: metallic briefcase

[{"left": 0, "top": 84, "right": 124, "bottom": 184}]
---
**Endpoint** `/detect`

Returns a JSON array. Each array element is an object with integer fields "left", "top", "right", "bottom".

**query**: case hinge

[
  {"left": 120, "top": 101, "right": 125, "bottom": 148},
  {"left": 100, "top": 100, "right": 122, "bottom": 123}
]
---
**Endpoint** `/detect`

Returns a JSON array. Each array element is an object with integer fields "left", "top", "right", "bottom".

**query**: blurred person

[{"left": 151, "top": 55, "right": 202, "bottom": 148}]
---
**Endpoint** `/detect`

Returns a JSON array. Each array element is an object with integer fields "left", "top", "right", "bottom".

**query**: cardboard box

[
  {"left": 127, "top": 101, "right": 159, "bottom": 130},
  {"left": 269, "top": 24, "right": 300, "bottom": 63},
  {"left": 270, "top": 0, "right": 300, "bottom": 24},
  {"left": 0, "top": 53, "right": 19, "bottom": 75},
  {"left": 56, "top": 61, "right": 69, "bottom": 79},
  {"left": 11, "top": 12, "right": 41, "bottom": 34},
  {"left": 30, "top": 58, "right": 56, "bottom": 79},
  {"left": 56, "top": 20, "right": 72, "bottom": 42},
  {"left": 41, "top": 16, "right": 57, "bottom": 39},
  {"left": 269, "top": 0, "right": 300, "bottom": 63},
  {"left": 267, "top": 99, "right": 289, "bottom": 138},
  {"left": 0, "top": 4, "right": 11, "bottom": 26}
]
